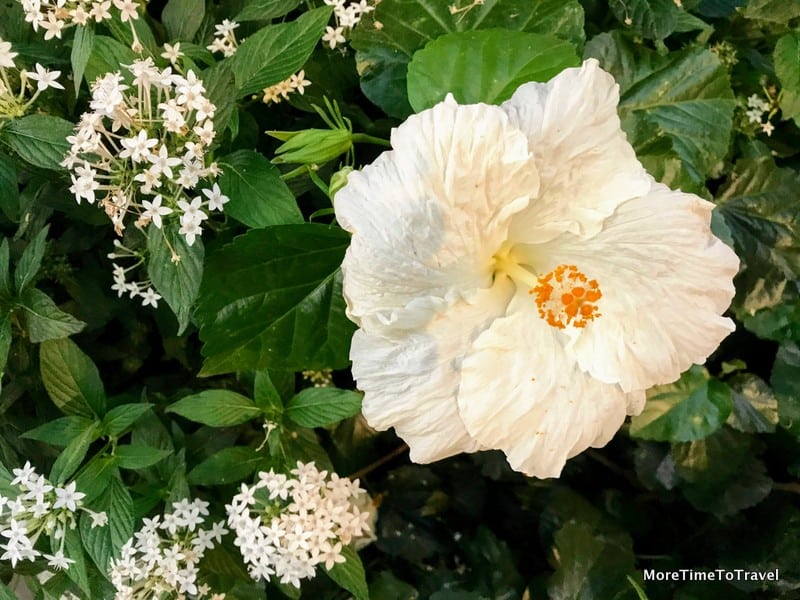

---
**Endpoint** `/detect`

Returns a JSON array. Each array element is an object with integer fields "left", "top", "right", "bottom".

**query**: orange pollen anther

[{"left": 529, "top": 264, "right": 602, "bottom": 330}]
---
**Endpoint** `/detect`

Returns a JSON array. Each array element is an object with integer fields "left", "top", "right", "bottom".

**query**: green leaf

[
  {"left": 772, "top": 342, "right": 800, "bottom": 437},
  {"left": 715, "top": 158, "right": 800, "bottom": 316},
  {"left": 147, "top": 222, "right": 204, "bottom": 335},
  {"left": 102, "top": 403, "right": 154, "bottom": 437},
  {"left": 285, "top": 387, "right": 362, "bottom": 428},
  {"left": 587, "top": 32, "right": 735, "bottom": 187},
  {"left": 115, "top": 444, "right": 172, "bottom": 470},
  {"left": 326, "top": 545, "right": 369, "bottom": 600},
  {"left": 187, "top": 446, "right": 264, "bottom": 485},
  {"left": 774, "top": 31, "right": 800, "bottom": 127},
  {"left": 0, "top": 313, "right": 10, "bottom": 376},
  {"left": 70, "top": 24, "right": 94, "bottom": 95},
  {"left": 166, "top": 389, "right": 263, "bottom": 426},
  {"left": 741, "top": 300, "right": 800, "bottom": 343},
  {"left": 407, "top": 29, "right": 578, "bottom": 111},
  {"left": 62, "top": 527, "right": 91, "bottom": 594},
  {"left": 0, "top": 115, "right": 73, "bottom": 171},
  {"left": 608, "top": 0, "right": 680, "bottom": 40},
  {"left": 254, "top": 370, "right": 284, "bottom": 420},
  {"left": 22, "top": 415, "right": 96, "bottom": 448},
  {"left": 0, "top": 239, "right": 9, "bottom": 298},
  {"left": 40, "top": 338, "right": 106, "bottom": 418},
  {"left": 231, "top": 7, "right": 331, "bottom": 97},
  {"left": 351, "top": 0, "right": 585, "bottom": 118},
  {"left": 726, "top": 373, "right": 779, "bottom": 434},
  {"left": 20, "top": 287, "right": 86, "bottom": 343},
  {"left": 80, "top": 472, "right": 134, "bottom": 575},
  {"left": 0, "top": 154, "right": 19, "bottom": 222},
  {"left": 84, "top": 36, "right": 136, "bottom": 84},
  {"left": 0, "top": 581, "right": 18, "bottom": 600},
  {"left": 49, "top": 421, "right": 101, "bottom": 484},
  {"left": 75, "top": 456, "right": 119, "bottom": 505},
  {"left": 743, "top": 0, "right": 800, "bottom": 22},
  {"left": 197, "top": 224, "right": 355, "bottom": 375},
  {"left": 236, "top": 0, "right": 302, "bottom": 21},
  {"left": 162, "top": 0, "right": 205, "bottom": 41},
  {"left": 217, "top": 150, "right": 302, "bottom": 228},
  {"left": 202, "top": 60, "right": 237, "bottom": 138},
  {"left": 14, "top": 225, "right": 48, "bottom": 294},
  {"left": 629, "top": 366, "right": 733, "bottom": 442}
]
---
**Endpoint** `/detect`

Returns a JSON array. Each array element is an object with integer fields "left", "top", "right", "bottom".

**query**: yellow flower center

[
  {"left": 493, "top": 249, "right": 602, "bottom": 330},
  {"left": 531, "top": 264, "right": 602, "bottom": 330}
]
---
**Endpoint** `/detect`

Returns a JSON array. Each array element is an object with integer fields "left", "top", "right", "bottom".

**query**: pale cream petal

[
  {"left": 525, "top": 184, "right": 739, "bottom": 392},
  {"left": 335, "top": 96, "right": 538, "bottom": 333},
  {"left": 351, "top": 280, "right": 514, "bottom": 463},
  {"left": 457, "top": 292, "right": 630, "bottom": 478},
  {"left": 501, "top": 58, "right": 651, "bottom": 244}
]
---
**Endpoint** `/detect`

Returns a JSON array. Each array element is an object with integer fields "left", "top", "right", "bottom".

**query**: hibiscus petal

[
  {"left": 528, "top": 183, "right": 739, "bottom": 392},
  {"left": 335, "top": 96, "right": 538, "bottom": 333},
  {"left": 351, "top": 280, "right": 514, "bottom": 463},
  {"left": 501, "top": 58, "right": 651, "bottom": 244},
  {"left": 456, "top": 291, "right": 633, "bottom": 478}
]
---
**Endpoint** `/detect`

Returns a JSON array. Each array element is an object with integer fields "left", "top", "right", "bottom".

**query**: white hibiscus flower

[{"left": 334, "top": 59, "right": 739, "bottom": 478}]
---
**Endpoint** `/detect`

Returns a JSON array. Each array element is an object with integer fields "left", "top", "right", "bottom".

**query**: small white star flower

[
  {"left": 141, "top": 195, "right": 173, "bottom": 229},
  {"left": 0, "top": 39, "right": 18, "bottom": 68},
  {"left": 201, "top": 183, "right": 229, "bottom": 211},
  {"left": 140, "top": 287, "right": 161, "bottom": 308},
  {"left": 161, "top": 42, "right": 183, "bottom": 63},
  {"left": 27, "top": 63, "right": 64, "bottom": 91}
]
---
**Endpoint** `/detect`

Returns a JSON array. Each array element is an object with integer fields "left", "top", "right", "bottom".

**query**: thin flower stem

[
  {"left": 351, "top": 133, "right": 391, "bottom": 147},
  {"left": 348, "top": 444, "right": 409, "bottom": 481},
  {"left": 773, "top": 481, "right": 800, "bottom": 495}
]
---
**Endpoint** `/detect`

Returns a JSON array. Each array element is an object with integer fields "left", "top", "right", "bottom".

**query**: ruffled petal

[
  {"left": 501, "top": 58, "right": 651, "bottom": 244},
  {"left": 524, "top": 184, "right": 738, "bottom": 392},
  {"left": 456, "top": 292, "right": 632, "bottom": 478},
  {"left": 336, "top": 96, "right": 538, "bottom": 332},
  {"left": 351, "top": 280, "right": 515, "bottom": 463}
]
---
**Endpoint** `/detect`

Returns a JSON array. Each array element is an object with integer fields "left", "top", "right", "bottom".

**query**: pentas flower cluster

[
  {"left": 207, "top": 19, "right": 239, "bottom": 57},
  {"left": 107, "top": 240, "right": 162, "bottom": 308},
  {"left": 0, "top": 462, "right": 107, "bottom": 570},
  {"left": 19, "top": 0, "right": 143, "bottom": 46},
  {"left": 261, "top": 70, "right": 311, "bottom": 105},
  {"left": 0, "top": 38, "right": 63, "bottom": 119},
  {"left": 322, "top": 0, "right": 375, "bottom": 49},
  {"left": 226, "top": 462, "right": 374, "bottom": 588},
  {"left": 109, "top": 498, "right": 227, "bottom": 600},
  {"left": 63, "top": 58, "right": 228, "bottom": 248},
  {"left": 745, "top": 92, "right": 777, "bottom": 136}
]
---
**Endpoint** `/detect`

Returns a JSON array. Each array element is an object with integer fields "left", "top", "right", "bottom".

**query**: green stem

[{"left": 351, "top": 133, "right": 391, "bottom": 147}]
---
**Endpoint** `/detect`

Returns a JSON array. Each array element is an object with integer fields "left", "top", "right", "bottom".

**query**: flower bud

[
  {"left": 269, "top": 128, "right": 353, "bottom": 165},
  {"left": 329, "top": 166, "right": 354, "bottom": 200}
]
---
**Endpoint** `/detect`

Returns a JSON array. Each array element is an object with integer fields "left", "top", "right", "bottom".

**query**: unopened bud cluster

[{"left": 226, "top": 461, "right": 374, "bottom": 588}]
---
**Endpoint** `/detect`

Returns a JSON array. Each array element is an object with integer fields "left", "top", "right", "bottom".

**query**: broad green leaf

[
  {"left": 236, "top": 0, "right": 302, "bottom": 21},
  {"left": 20, "top": 287, "right": 86, "bottom": 343},
  {"left": 0, "top": 239, "right": 9, "bottom": 298},
  {"left": 202, "top": 60, "right": 237, "bottom": 138},
  {"left": 70, "top": 24, "right": 94, "bottom": 94},
  {"left": 407, "top": 30, "right": 578, "bottom": 111},
  {"left": 326, "top": 545, "right": 369, "bottom": 600},
  {"left": 49, "top": 421, "right": 101, "bottom": 484},
  {"left": 548, "top": 521, "right": 640, "bottom": 600},
  {"left": 0, "top": 115, "right": 73, "bottom": 171},
  {"left": 743, "top": 0, "right": 800, "bottom": 22},
  {"left": 167, "top": 389, "right": 263, "bottom": 426},
  {"left": 0, "top": 154, "right": 18, "bottom": 222},
  {"left": 40, "top": 338, "right": 106, "bottom": 418},
  {"left": 84, "top": 36, "right": 136, "bottom": 84},
  {"left": 197, "top": 224, "right": 355, "bottom": 375},
  {"left": 254, "top": 370, "right": 284, "bottom": 420},
  {"left": 772, "top": 342, "right": 800, "bottom": 438},
  {"left": 22, "top": 415, "right": 96, "bottom": 448},
  {"left": 162, "top": 0, "right": 205, "bottom": 41},
  {"left": 231, "top": 7, "right": 331, "bottom": 97},
  {"left": 147, "top": 222, "right": 204, "bottom": 335},
  {"left": 715, "top": 158, "right": 800, "bottom": 316},
  {"left": 741, "top": 300, "right": 800, "bottom": 343},
  {"left": 63, "top": 527, "right": 91, "bottom": 594},
  {"left": 102, "top": 403, "right": 154, "bottom": 437},
  {"left": 587, "top": 32, "right": 735, "bottom": 187},
  {"left": 187, "top": 446, "right": 264, "bottom": 485},
  {"left": 351, "top": 0, "right": 585, "bottom": 118},
  {"left": 285, "top": 387, "right": 363, "bottom": 428},
  {"left": 0, "top": 581, "right": 18, "bottom": 600},
  {"left": 115, "top": 444, "right": 172, "bottom": 470},
  {"left": 608, "top": 0, "right": 680, "bottom": 40},
  {"left": 0, "top": 314, "right": 10, "bottom": 375},
  {"left": 217, "top": 150, "right": 302, "bottom": 228},
  {"left": 74, "top": 456, "right": 116, "bottom": 505},
  {"left": 774, "top": 31, "right": 800, "bottom": 127},
  {"left": 104, "top": 10, "right": 157, "bottom": 52},
  {"left": 14, "top": 225, "right": 48, "bottom": 294},
  {"left": 80, "top": 472, "right": 134, "bottom": 575},
  {"left": 629, "top": 366, "right": 733, "bottom": 442},
  {"left": 726, "top": 374, "right": 779, "bottom": 434},
  {"left": 278, "top": 424, "right": 334, "bottom": 470}
]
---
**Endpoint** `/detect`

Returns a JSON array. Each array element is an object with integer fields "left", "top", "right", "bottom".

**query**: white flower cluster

[
  {"left": 207, "top": 19, "right": 239, "bottom": 57},
  {"left": 0, "top": 461, "right": 107, "bottom": 570},
  {"left": 226, "top": 462, "right": 374, "bottom": 588},
  {"left": 322, "top": 0, "right": 375, "bottom": 49},
  {"left": 261, "top": 70, "right": 311, "bottom": 105},
  {"left": 63, "top": 58, "right": 228, "bottom": 247},
  {"left": 109, "top": 498, "right": 227, "bottom": 600},
  {"left": 107, "top": 241, "right": 162, "bottom": 308},
  {"left": 0, "top": 38, "right": 63, "bottom": 119},
  {"left": 745, "top": 93, "right": 776, "bottom": 136},
  {"left": 19, "top": 0, "right": 142, "bottom": 42}
]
